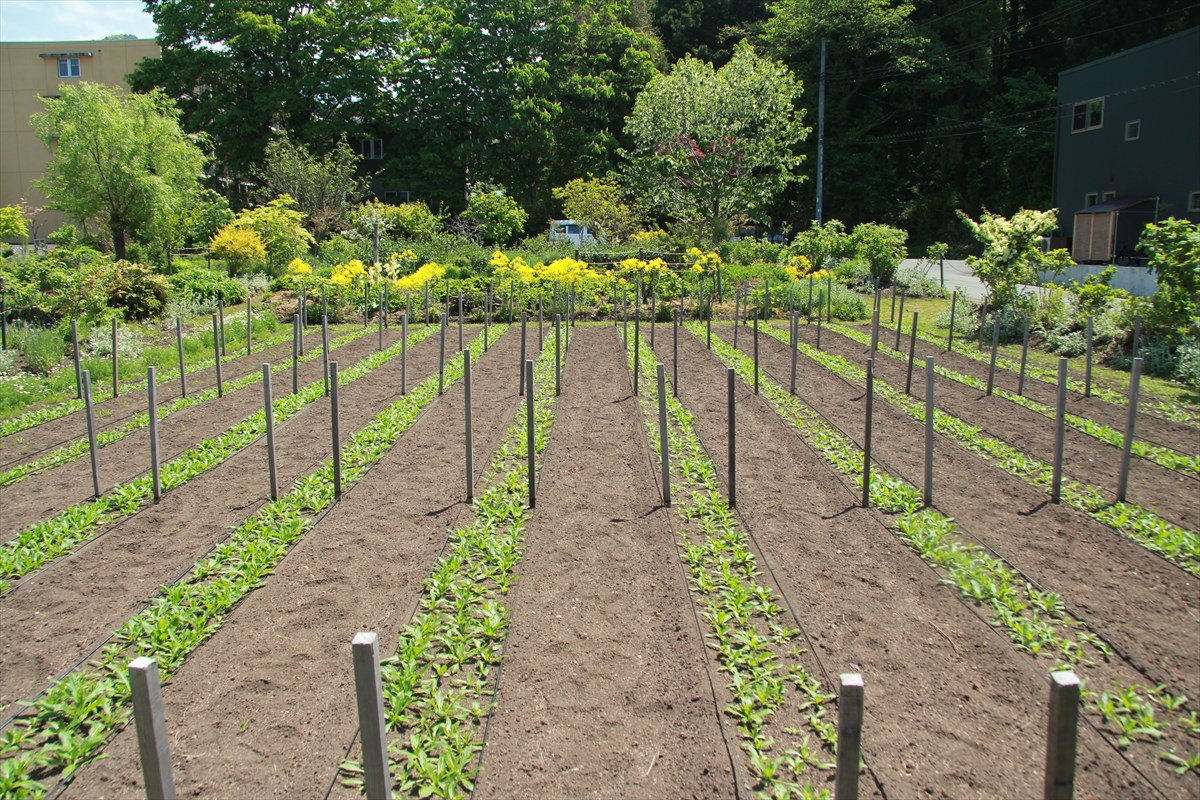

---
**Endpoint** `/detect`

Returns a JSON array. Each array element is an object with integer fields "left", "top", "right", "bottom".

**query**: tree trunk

[{"left": 111, "top": 223, "right": 126, "bottom": 260}]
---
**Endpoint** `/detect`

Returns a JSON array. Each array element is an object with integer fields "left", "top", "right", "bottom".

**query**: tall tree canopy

[
  {"left": 624, "top": 44, "right": 808, "bottom": 242},
  {"left": 33, "top": 82, "right": 205, "bottom": 260}
]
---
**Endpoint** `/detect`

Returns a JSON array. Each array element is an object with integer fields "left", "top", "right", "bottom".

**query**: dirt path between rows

[
  {"left": 740, "top": 325, "right": 1200, "bottom": 702},
  {"left": 809, "top": 321, "right": 1198, "bottom": 530},
  {"left": 472, "top": 326, "right": 733, "bottom": 798},
  {"left": 0, "top": 325, "right": 340, "bottom": 465},
  {"left": 62, "top": 327, "right": 523, "bottom": 799},
  {"left": 0, "top": 326, "right": 389, "bottom": 537},
  {"left": 656, "top": 327, "right": 1153, "bottom": 799},
  {"left": 0, "top": 328, "right": 443, "bottom": 717}
]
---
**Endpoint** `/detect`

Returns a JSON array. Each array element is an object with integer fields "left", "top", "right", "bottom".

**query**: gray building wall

[{"left": 1053, "top": 27, "right": 1200, "bottom": 249}]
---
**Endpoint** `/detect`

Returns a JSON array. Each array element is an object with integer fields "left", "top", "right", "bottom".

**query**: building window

[
  {"left": 1124, "top": 120, "right": 1140, "bottom": 141},
  {"left": 1103, "top": 191, "right": 1116, "bottom": 202},
  {"left": 361, "top": 139, "right": 384, "bottom": 160},
  {"left": 1085, "top": 192, "right": 1098, "bottom": 208},
  {"left": 1190, "top": 191, "right": 1200, "bottom": 213},
  {"left": 381, "top": 189, "right": 411, "bottom": 202},
  {"left": 58, "top": 58, "right": 81, "bottom": 78},
  {"left": 1071, "top": 97, "right": 1103, "bottom": 132}
]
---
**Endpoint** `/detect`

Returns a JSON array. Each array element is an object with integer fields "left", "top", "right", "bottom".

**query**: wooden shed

[{"left": 1071, "top": 196, "right": 1158, "bottom": 264}]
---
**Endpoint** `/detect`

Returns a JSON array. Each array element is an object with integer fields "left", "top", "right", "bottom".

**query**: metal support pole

[
  {"left": 753, "top": 312, "right": 759, "bottom": 395},
  {"left": 0, "top": 279, "right": 5, "bottom": 350},
  {"left": 148, "top": 367, "right": 161, "bottom": 502},
  {"left": 484, "top": 290, "right": 490, "bottom": 352},
  {"left": 906, "top": 312, "right": 918, "bottom": 394},
  {"left": 894, "top": 292, "right": 906, "bottom": 350},
  {"left": 112, "top": 317, "right": 119, "bottom": 398},
  {"left": 83, "top": 370, "right": 100, "bottom": 498},
  {"left": 889, "top": 282, "right": 897, "bottom": 323},
  {"left": 835, "top": 673, "right": 864, "bottom": 800},
  {"left": 438, "top": 312, "right": 447, "bottom": 396},
  {"left": 673, "top": 308, "right": 679, "bottom": 397},
  {"left": 1051, "top": 358, "right": 1068, "bottom": 504},
  {"left": 1043, "top": 671, "right": 1081, "bottom": 800},
  {"left": 790, "top": 311, "right": 798, "bottom": 395},
  {"left": 72, "top": 319, "right": 82, "bottom": 399},
  {"left": 1130, "top": 315, "right": 1142, "bottom": 363},
  {"left": 331, "top": 361, "right": 342, "bottom": 498},
  {"left": 401, "top": 314, "right": 407, "bottom": 395},
  {"left": 863, "top": 360, "right": 874, "bottom": 508},
  {"left": 526, "top": 359, "right": 536, "bottom": 508},
  {"left": 727, "top": 368, "right": 736, "bottom": 508},
  {"left": 247, "top": 297, "right": 252, "bottom": 355},
  {"left": 1018, "top": 318, "right": 1031, "bottom": 396},
  {"left": 817, "top": 313, "right": 823, "bottom": 350},
  {"left": 212, "top": 314, "right": 223, "bottom": 397},
  {"left": 219, "top": 297, "right": 226, "bottom": 356},
  {"left": 458, "top": 292, "right": 464, "bottom": 351},
  {"left": 986, "top": 314, "right": 1001, "bottom": 395},
  {"left": 948, "top": 291, "right": 958, "bottom": 351},
  {"left": 425, "top": 281, "right": 430, "bottom": 326},
  {"left": 807, "top": 277, "right": 814, "bottom": 323},
  {"left": 351, "top": 633, "right": 392, "bottom": 800},
  {"left": 734, "top": 288, "right": 740, "bottom": 349},
  {"left": 292, "top": 314, "right": 299, "bottom": 395},
  {"left": 869, "top": 308, "right": 880, "bottom": 361},
  {"left": 1084, "top": 315, "right": 1094, "bottom": 398},
  {"left": 924, "top": 357, "right": 934, "bottom": 507},
  {"left": 633, "top": 300, "right": 640, "bottom": 396},
  {"left": 378, "top": 291, "right": 384, "bottom": 351},
  {"left": 650, "top": 290, "right": 656, "bottom": 347},
  {"left": 464, "top": 350, "right": 474, "bottom": 502},
  {"left": 519, "top": 312, "right": 527, "bottom": 395},
  {"left": 555, "top": 314, "right": 561, "bottom": 396},
  {"left": 263, "top": 363, "right": 278, "bottom": 500},
  {"left": 657, "top": 363, "right": 670, "bottom": 507},
  {"left": 539, "top": 293, "right": 544, "bottom": 349},
  {"left": 322, "top": 314, "right": 330, "bottom": 396},
  {"left": 826, "top": 275, "right": 833, "bottom": 322},
  {"left": 175, "top": 317, "right": 186, "bottom": 398},
  {"left": 128, "top": 657, "right": 177, "bottom": 800},
  {"left": 1117, "top": 357, "right": 1143, "bottom": 503}
]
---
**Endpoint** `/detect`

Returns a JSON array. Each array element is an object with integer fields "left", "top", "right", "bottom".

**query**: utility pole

[{"left": 816, "top": 38, "right": 826, "bottom": 226}]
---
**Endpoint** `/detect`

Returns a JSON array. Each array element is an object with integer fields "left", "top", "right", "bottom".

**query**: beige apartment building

[{"left": 0, "top": 38, "right": 160, "bottom": 238}]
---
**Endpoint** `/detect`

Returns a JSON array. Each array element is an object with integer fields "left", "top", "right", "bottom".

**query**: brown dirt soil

[
  {"left": 847, "top": 318, "right": 1200, "bottom": 462},
  {"left": 0, "top": 325, "right": 340, "bottom": 467},
  {"left": 471, "top": 327, "right": 733, "bottom": 799},
  {"left": 61, "top": 327, "right": 524, "bottom": 799},
  {"left": 655, "top": 325, "right": 1154, "bottom": 799},
  {"left": 0, "top": 327, "right": 441, "bottom": 716},
  {"left": 818, "top": 321, "right": 1199, "bottom": 531},
  {"left": 0, "top": 327, "right": 388, "bottom": 537}
]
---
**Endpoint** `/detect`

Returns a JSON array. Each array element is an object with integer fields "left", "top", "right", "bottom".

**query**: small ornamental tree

[
  {"left": 229, "top": 195, "right": 314, "bottom": 276},
  {"left": 791, "top": 219, "right": 852, "bottom": 272},
  {"left": 463, "top": 189, "right": 528, "bottom": 245},
  {"left": 209, "top": 225, "right": 266, "bottom": 276},
  {"left": 551, "top": 178, "right": 639, "bottom": 244},
  {"left": 851, "top": 222, "right": 907, "bottom": 283},
  {"left": 958, "top": 208, "right": 1072, "bottom": 309},
  {"left": 1138, "top": 217, "right": 1199, "bottom": 330},
  {"left": 0, "top": 206, "right": 29, "bottom": 242}
]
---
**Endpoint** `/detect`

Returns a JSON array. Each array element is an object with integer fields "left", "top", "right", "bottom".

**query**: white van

[{"left": 549, "top": 220, "right": 597, "bottom": 247}]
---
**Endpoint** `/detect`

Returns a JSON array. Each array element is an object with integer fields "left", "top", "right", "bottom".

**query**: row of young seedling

[
  {"left": 0, "top": 322, "right": 441, "bottom": 594},
  {"left": 826, "top": 319, "right": 1198, "bottom": 477},
  {"left": 0, "top": 325, "right": 377, "bottom": 487},
  {"left": 622, "top": 328, "right": 845, "bottom": 800},
  {"left": 697, "top": 326, "right": 1200, "bottom": 783},
  {"left": 339, "top": 335, "right": 562, "bottom": 798},
  {"left": 0, "top": 327, "right": 501, "bottom": 798},
  {"left": 0, "top": 312, "right": 290, "bottom": 440},
  {"left": 754, "top": 322, "right": 1198, "bottom": 575}
]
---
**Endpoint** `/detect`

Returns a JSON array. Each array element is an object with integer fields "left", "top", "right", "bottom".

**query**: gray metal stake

[
  {"left": 925, "top": 356, "right": 935, "bottom": 507},
  {"left": 555, "top": 314, "right": 561, "bottom": 396},
  {"left": 807, "top": 277, "right": 814, "bottom": 323},
  {"left": 112, "top": 317, "right": 119, "bottom": 398},
  {"left": 484, "top": 290, "right": 490, "bottom": 352},
  {"left": 657, "top": 362, "right": 670, "bottom": 507},
  {"left": 128, "top": 657, "right": 177, "bottom": 800},
  {"left": 1018, "top": 318, "right": 1031, "bottom": 396},
  {"left": 321, "top": 314, "right": 330, "bottom": 396},
  {"left": 673, "top": 308, "right": 679, "bottom": 397},
  {"left": 869, "top": 308, "right": 880, "bottom": 361},
  {"left": 948, "top": 291, "right": 958, "bottom": 351},
  {"left": 817, "top": 313, "right": 823, "bottom": 350},
  {"left": 263, "top": 363, "right": 278, "bottom": 500},
  {"left": 70, "top": 319, "right": 82, "bottom": 398},
  {"left": 212, "top": 315, "right": 223, "bottom": 397},
  {"left": 889, "top": 281, "right": 897, "bottom": 322},
  {"left": 331, "top": 361, "right": 342, "bottom": 498},
  {"left": 401, "top": 314, "right": 407, "bottom": 395},
  {"left": 734, "top": 288, "right": 740, "bottom": 348},
  {"left": 465, "top": 350, "right": 474, "bottom": 502},
  {"left": 247, "top": 297, "right": 252, "bottom": 355},
  {"left": 148, "top": 367, "right": 161, "bottom": 502},
  {"left": 378, "top": 292, "right": 384, "bottom": 351},
  {"left": 175, "top": 317, "right": 186, "bottom": 398},
  {"left": 519, "top": 311, "right": 528, "bottom": 395},
  {"left": 986, "top": 314, "right": 1001, "bottom": 395},
  {"left": 438, "top": 312, "right": 447, "bottom": 396},
  {"left": 351, "top": 633, "right": 392, "bottom": 800},
  {"left": 835, "top": 673, "right": 864, "bottom": 800},
  {"left": 526, "top": 359, "right": 536, "bottom": 508},
  {"left": 458, "top": 292, "right": 464, "bottom": 351},
  {"left": 894, "top": 292, "right": 906, "bottom": 350},
  {"left": 219, "top": 297, "right": 226, "bottom": 356},
  {"left": 790, "top": 311, "right": 798, "bottom": 395},
  {"left": 1130, "top": 315, "right": 1142, "bottom": 363},
  {"left": 727, "top": 368, "right": 736, "bottom": 508},
  {"left": 826, "top": 275, "right": 833, "bottom": 322},
  {"left": 1117, "top": 357, "right": 1144, "bottom": 503},
  {"left": 539, "top": 293, "right": 545, "bottom": 348},
  {"left": 905, "top": 312, "right": 918, "bottom": 394},
  {"left": 1084, "top": 315, "right": 1094, "bottom": 398},
  {"left": 1051, "top": 358, "right": 1068, "bottom": 503},
  {"left": 650, "top": 290, "right": 656, "bottom": 347},
  {"left": 863, "top": 359, "right": 874, "bottom": 508},
  {"left": 753, "top": 312, "right": 759, "bottom": 395},
  {"left": 1044, "top": 671, "right": 1081, "bottom": 800},
  {"left": 292, "top": 314, "right": 299, "bottom": 394},
  {"left": 633, "top": 301, "right": 640, "bottom": 396},
  {"left": 83, "top": 370, "right": 101, "bottom": 497}
]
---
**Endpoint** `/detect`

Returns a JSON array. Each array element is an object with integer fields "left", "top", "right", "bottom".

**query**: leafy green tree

[
  {"left": 851, "top": 222, "right": 907, "bottom": 282},
  {"left": 33, "top": 83, "right": 205, "bottom": 260},
  {"left": 791, "top": 219, "right": 851, "bottom": 272},
  {"left": 231, "top": 195, "right": 314, "bottom": 275},
  {"left": 552, "top": 178, "right": 639, "bottom": 244},
  {"left": 625, "top": 45, "right": 808, "bottom": 244},
  {"left": 0, "top": 207, "right": 29, "bottom": 242},
  {"left": 209, "top": 225, "right": 266, "bottom": 276},
  {"left": 252, "top": 134, "right": 366, "bottom": 245},
  {"left": 653, "top": 0, "right": 768, "bottom": 64},
  {"left": 352, "top": 201, "right": 442, "bottom": 242},
  {"left": 958, "top": 208, "right": 1071, "bottom": 310},
  {"left": 1138, "top": 217, "right": 1200, "bottom": 330},
  {"left": 463, "top": 190, "right": 528, "bottom": 246}
]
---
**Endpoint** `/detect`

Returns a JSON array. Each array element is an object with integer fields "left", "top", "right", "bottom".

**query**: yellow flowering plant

[{"left": 330, "top": 258, "right": 368, "bottom": 289}]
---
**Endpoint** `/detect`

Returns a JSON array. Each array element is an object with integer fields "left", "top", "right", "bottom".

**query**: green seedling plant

[
  {"left": 0, "top": 323, "right": 440, "bottom": 593},
  {"left": 901, "top": 325, "right": 1200, "bottom": 429},
  {"left": 757, "top": 323, "right": 1199, "bottom": 576},
  {"left": 624, "top": 329, "right": 838, "bottom": 799},
  {"left": 0, "top": 327, "right": 503, "bottom": 798},
  {"left": 691, "top": 323, "right": 1200, "bottom": 785},
  {"left": 340, "top": 336, "right": 562, "bottom": 799},
  {"left": 0, "top": 326, "right": 376, "bottom": 486},
  {"left": 827, "top": 321, "right": 1199, "bottom": 476},
  {"left": 0, "top": 321, "right": 295, "bottom": 439}
]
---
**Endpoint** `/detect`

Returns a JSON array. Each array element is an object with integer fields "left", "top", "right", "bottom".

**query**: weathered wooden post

[
  {"left": 351, "top": 633, "right": 392, "bottom": 800},
  {"left": 835, "top": 673, "right": 864, "bottom": 800},
  {"left": 1043, "top": 671, "right": 1081, "bottom": 800},
  {"left": 128, "top": 657, "right": 177, "bottom": 800},
  {"left": 1051, "top": 358, "right": 1068, "bottom": 504},
  {"left": 1116, "top": 357, "right": 1144, "bottom": 503}
]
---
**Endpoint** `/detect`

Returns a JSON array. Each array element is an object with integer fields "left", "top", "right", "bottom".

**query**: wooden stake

[
  {"left": 1084, "top": 315, "right": 1093, "bottom": 398},
  {"left": 331, "top": 361, "right": 342, "bottom": 498},
  {"left": 863, "top": 359, "right": 874, "bottom": 508},
  {"left": 905, "top": 312, "right": 918, "bottom": 394},
  {"left": 112, "top": 317, "right": 119, "bottom": 398},
  {"left": 128, "top": 657, "right": 177, "bottom": 800},
  {"left": 438, "top": 312, "right": 447, "bottom": 396},
  {"left": 1018, "top": 317, "right": 1031, "bottom": 396},
  {"left": 657, "top": 362, "right": 671, "bottom": 507},
  {"left": 986, "top": 314, "right": 1000, "bottom": 395},
  {"left": 83, "top": 370, "right": 101, "bottom": 497},
  {"left": 947, "top": 291, "right": 958, "bottom": 351},
  {"left": 148, "top": 367, "right": 161, "bottom": 502},
  {"left": 1043, "top": 671, "right": 1080, "bottom": 800},
  {"left": 727, "top": 367, "right": 736, "bottom": 508},
  {"left": 1117, "top": 357, "right": 1143, "bottom": 503},
  {"left": 175, "top": 317, "right": 186, "bottom": 398},
  {"left": 263, "top": 363, "right": 278, "bottom": 500},
  {"left": 351, "top": 633, "right": 392, "bottom": 800},
  {"left": 212, "top": 314, "right": 223, "bottom": 397},
  {"left": 924, "top": 356, "right": 934, "bottom": 507},
  {"left": 519, "top": 311, "right": 527, "bottom": 395},
  {"left": 465, "top": 350, "right": 474, "bottom": 502},
  {"left": 835, "top": 673, "right": 864, "bottom": 800},
  {"left": 321, "top": 314, "right": 330, "bottom": 396},
  {"left": 401, "top": 314, "right": 408, "bottom": 395},
  {"left": 526, "top": 359, "right": 536, "bottom": 508},
  {"left": 1051, "top": 358, "right": 1068, "bottom": 504}
]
